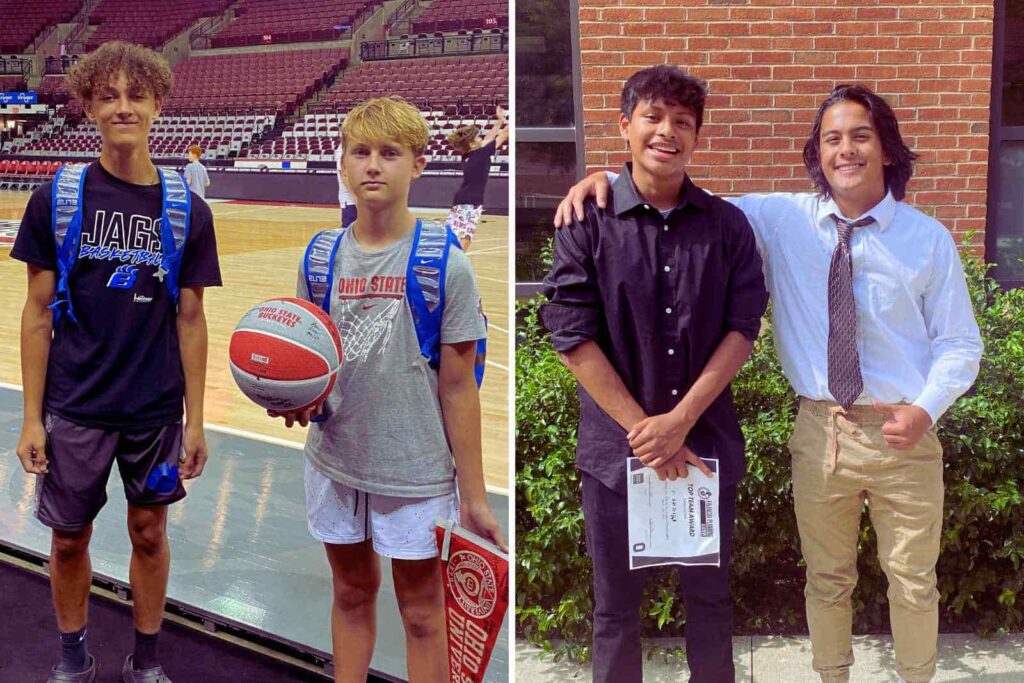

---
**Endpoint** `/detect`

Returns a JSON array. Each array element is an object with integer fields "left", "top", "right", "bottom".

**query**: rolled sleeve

[
  {"left": 541, "top": 218, "right": 602, "bottom": 353},
  {"left": 723, "top": 212, "right": 769, "bottom": 341}
]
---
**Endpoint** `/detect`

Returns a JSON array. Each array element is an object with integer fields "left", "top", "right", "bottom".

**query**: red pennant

[{"left": 436, "top": 520, "right": 509, "bottom": 682}]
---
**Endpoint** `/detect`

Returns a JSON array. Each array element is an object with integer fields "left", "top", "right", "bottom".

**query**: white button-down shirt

[{"left": 729, "top": 191, "right": 983, "bottom": 422}]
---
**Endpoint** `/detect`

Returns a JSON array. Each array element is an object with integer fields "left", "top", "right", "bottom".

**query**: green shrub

[{"left": 515, "top": 240, "right": 1024, "bottom": 659}]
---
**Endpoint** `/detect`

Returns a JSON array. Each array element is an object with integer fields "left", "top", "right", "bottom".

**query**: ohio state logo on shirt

[{"left": 446, "top": 550, "right": 497, "bottom": 619}]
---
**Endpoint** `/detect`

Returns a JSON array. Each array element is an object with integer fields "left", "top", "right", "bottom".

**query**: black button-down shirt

[{"left": 541, "top": 166, "right": 769, "bottom": 493}]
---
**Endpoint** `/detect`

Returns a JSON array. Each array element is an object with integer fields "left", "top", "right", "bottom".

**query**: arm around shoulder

[
  {"left": 723, "top": 205, "right": 769, "bottom": 341},
  {"left": 540, "top": 213, "right": 603, "bottom": 351}
]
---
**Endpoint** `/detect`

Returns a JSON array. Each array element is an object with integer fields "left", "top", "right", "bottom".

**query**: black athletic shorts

[{"left": 35, "top": 413, "right": 186, "bottom": 531}]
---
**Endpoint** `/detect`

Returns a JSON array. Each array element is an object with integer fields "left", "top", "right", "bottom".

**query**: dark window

[
  {"left": 516, "top": 142, "right": 578, "bottom": 282},
  {"left": 988, "top": 1, "right": 1024, "bottom": 287},
  {"left": 515, "top": 0, "right": 575, "bottom": 127},
  {"left": 1002, "top": 0, "right": 1024, "bottom": 125},
  {"left": 994, "top": 141, "right": 1024, "bottom": 281}
]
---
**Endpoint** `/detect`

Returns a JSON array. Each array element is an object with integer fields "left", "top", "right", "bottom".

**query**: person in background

[
  {"left": 184, "top": 144, "right": 210, "bottom": 200},
  {"left": 445, "top": 105, "right": 508, "bottom": 250}
]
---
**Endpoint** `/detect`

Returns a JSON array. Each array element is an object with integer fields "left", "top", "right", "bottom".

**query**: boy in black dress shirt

[{"left": 541, "top": 65, "right": 768, "bottom": 683}]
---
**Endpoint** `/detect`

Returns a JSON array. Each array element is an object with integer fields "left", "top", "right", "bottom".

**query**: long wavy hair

[{"left": 803, "top": 84, "right": 917, "bottom": 201}]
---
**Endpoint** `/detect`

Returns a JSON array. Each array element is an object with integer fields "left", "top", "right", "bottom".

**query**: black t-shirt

[
  {"left": 12, "top": 161, "right": 222, "bottom": 429},
  {"left": 452, "top": 140, "right": 496, "bottom": 207}
]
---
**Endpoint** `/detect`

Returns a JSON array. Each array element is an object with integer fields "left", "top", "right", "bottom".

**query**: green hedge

[{"left": 515, "top": 242, "right": 1024, "bottom": 659}]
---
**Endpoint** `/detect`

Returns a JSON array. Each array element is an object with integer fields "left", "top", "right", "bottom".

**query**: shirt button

[
  {"left": 643, "top": 204, "right": 650, "bottom": 210},
  {"left": 663, "top": 226, "right": 669, "bottom": 232},
  {"left": 671, "top": 389, "right": 679, "bottom": 396},
  {"left": 665, "top": 307, "right": 672, "bottom": 314},
  {"left": 668, "top": 349, "right": 675, "bottom": 355},
  {"left": 664, "top": 266, "right": 671, "bottom": 272}
]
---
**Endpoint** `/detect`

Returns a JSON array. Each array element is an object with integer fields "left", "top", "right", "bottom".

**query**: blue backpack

[
  {"left": 49, "top": 163, "right": 190, "bottom": 323},
  {"left": 302, "top": 218, "right": 486, "bottom": 387}
]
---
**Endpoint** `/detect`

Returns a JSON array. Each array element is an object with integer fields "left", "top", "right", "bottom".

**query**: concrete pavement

[{"left": 515, "top": 634, "right": 1024, "bottom": 681}]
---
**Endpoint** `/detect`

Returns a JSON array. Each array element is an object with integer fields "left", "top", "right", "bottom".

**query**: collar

[
  {"left": 610, "top": 163, "right": 710, "bottom": 217},
  {"left": 815, "top": 190, "right": 897, "bottom": 232}
]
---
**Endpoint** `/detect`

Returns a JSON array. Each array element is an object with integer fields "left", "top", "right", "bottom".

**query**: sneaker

[
  {"left": 121, "top": 654, "right": 172, "bottom": 683},
  {"left": 47, "top": 655, "right": 97, "bottom": 683}
]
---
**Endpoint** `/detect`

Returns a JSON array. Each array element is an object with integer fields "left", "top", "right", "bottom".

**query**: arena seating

[
  {"left": 85, "top": 0, "right": 232, "bottom": 51},
  {"left": 36, "top": 75, "right": 70, "bottom": 104},
  {"left": 210, "top": 0, "right": 380, "bottom": 47},
  {"left": 318, "top": 54, "right": 506, "bottom": 111},
  {"left": 410, "top": 0, "right": 507, "bottom": 33},
  {"left": 0, "top": 75, "right": 27, "bottom": 91},
  {"left": 246, "top": 108, "right": 508, "bottom": 164},
  {"left": 0, "top": 159, "right": 72, "bottom": 191},
  {"left": 163, "top": 47, "right": 348, "bottom": 115},
  {"left": 0, "top": 0, "right": 82, "bottom": 54},
  {"left": 15, "top": 113, "right": 275, "bottom": 160}
]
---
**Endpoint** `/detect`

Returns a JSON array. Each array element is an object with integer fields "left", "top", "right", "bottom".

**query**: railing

[
  {"left": 409, "top": 16, "right": 508, "bottom": 34},
  {"left": 384, "top": 0, "right": 419, "bottom": 34},
  {"left": 210, "top": 0, "right": 383, "bottom": 48},
  {"left": 64, "top": 0, "right": 103, "bottom": 54},
  {"left": 189, "top": 15, "right": 225, "bottom": 50},
  {"left": 42, "top": 55, "right": 81, "bottom": 75},
  {"left": 26, "top": 24, "right": 58, "bottom": 54},
  {"left": 0, "top": 57, "right": 33, "bottom": 77},
  {"left": 360, "top": 29, "right": 507, "bottom": 61}
]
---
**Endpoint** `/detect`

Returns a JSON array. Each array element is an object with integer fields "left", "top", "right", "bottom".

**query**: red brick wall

[{"left": 578, "top": 0, "right": 994, "bottom": 246}]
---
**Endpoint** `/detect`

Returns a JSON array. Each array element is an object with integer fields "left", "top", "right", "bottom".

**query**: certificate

[{"left": 626, "top": 456, "right": 720, "bottom": 569}]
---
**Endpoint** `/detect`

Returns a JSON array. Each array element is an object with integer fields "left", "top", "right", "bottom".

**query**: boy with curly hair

[{"left": 12, "top": 40, "right": 221, "bottom": 683}]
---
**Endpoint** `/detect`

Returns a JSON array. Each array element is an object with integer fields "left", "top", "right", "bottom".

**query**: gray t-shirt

[
  {"left": 184, "top": 161, "right": 210, "bottom": 199},
  {"left": 298, "top": 227, "right": 486, "bottom": 497}
]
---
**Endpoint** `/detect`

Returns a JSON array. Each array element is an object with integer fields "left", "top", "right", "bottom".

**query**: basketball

[{"left": 229, "top": 298, "right": 342, "bottom": 412}]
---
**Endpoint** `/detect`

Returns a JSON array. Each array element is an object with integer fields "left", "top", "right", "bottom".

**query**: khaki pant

[{"left": 789, "top": 399, "right": 944, "bottom": 683}]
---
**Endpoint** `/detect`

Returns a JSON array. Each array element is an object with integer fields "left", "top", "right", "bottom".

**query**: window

[
  {"left": 988, "top": 0, "right": 1024, "bottom": 287},
  {"left": 515, "top": 0, "right": 584, "bottom": 296}
]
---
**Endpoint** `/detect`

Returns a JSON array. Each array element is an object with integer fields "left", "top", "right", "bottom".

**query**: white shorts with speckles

[
  {"left": 446, "top": 204, "right": 484, "bottom": 241},
  {"left": 304, "top": 458, "right": 458, "bottom": 559}
]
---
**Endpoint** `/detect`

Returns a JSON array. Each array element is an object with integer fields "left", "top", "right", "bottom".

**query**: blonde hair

[
  {"left": 67, "top": 40, "right": 172, "bottom": 102},
  {"left": 446, "top": 125, "right": 480, "bottom": 155},
  {"left": 342, "top": 96, "right": 429, "bottom": 157}
]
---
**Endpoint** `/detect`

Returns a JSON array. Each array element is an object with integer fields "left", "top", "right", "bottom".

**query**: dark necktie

[{"left": 827, "top": 214, "right": 874, "bottom": 410}]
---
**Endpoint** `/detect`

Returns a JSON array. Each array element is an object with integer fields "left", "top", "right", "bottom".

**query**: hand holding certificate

[{"left": 627, "top": 456, "right": 720, "bottom": 570}]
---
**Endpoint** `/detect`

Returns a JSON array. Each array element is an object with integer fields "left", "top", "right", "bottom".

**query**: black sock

[
  {"left": 57, "top": 627, "right": 89, "bottom": 673},
  {"left": 133, "top": 629, "right": 160, "bottom": 670}
]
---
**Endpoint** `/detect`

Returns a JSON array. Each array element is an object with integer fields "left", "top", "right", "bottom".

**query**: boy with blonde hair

[{"left": 272, "top": 96, "right": 505, "bottom": 682}]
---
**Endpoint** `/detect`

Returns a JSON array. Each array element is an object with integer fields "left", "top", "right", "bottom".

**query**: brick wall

[{"left": 578, "top": 0, "right": 994, "bottom": 246}]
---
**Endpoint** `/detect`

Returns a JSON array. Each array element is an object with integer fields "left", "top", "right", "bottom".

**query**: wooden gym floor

[{"left": 0, "top": 191, "right": 510, "bottom": 490}]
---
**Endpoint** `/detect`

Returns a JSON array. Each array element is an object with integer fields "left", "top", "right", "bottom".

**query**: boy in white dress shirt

[{"left": 556, "top": 84, "right": 983, "bottom": 683}]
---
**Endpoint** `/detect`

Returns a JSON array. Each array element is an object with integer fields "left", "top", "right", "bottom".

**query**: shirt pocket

[{"left": 866, "top": 275, "right": 899, "bottom": 314}]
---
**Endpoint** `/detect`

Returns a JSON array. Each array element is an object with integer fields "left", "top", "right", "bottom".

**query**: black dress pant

[{"left": 582, "top": 472, "right": 738, "bottom": 683}]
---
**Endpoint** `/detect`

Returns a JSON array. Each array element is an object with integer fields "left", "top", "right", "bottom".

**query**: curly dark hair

[
  {"left": 620, "top": 65, "right": 708, "bottom": 132},
  {"left": 803, "top": 84, "right": 917, "bottom": 201},
  {"left": 67, "top": 41, "right": 173, "bottom": 103}
]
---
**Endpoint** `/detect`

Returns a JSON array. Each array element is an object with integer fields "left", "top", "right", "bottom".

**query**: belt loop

[{"left": 829, "top": 405, "right": 844, "bottom": 474}]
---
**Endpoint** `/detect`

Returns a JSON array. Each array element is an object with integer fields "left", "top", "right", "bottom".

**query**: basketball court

[{"left": 0, "top": 190, "right": 510, "bottom": 682}]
